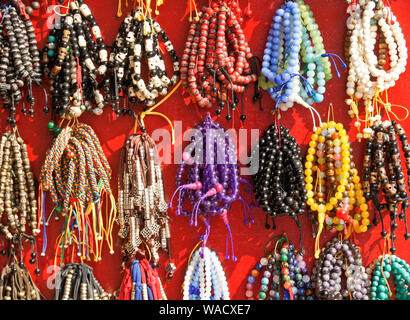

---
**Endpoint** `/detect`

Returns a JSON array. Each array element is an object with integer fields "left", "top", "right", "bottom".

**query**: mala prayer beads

[
  {"left": 0, "top": 3, "right": 43, "bottom": 124},
  {"left": 180, "top": 0, "right": 258, "bottom": 121},
  {"left": 182, "top": 245, "right": 230, "bottom": 300},
  {"left": 311, "top": 237, "right": 370, "bottom": 300},
  {"left": 304, "top": 120, "right": 370, "bottom": 258},
  {"left": 245, "top": 235, "right": 313, "bottom": 300},
  {"left": 0, "top": 131, "right": 38, "bottom": 239},
  {"left": 171, "top": 114, "right": 241, "bottom": 260},
  {"left": 39, "top": 123, "right": 117, "bottom": 263},
  {"left": 119, "top": 259, "right": 167, "bottom": 300},
  {"left": 54, "top": 262, "right": 110, "bottom": 300},
  {"left": 345, "top": 0, "right": 407, "bottom": 139},
  {"left": 363, "top": 120, "right": 410, "bottom": 254},
  {"left": 118, "top": 132, "right": 175, "bottom": 277},
  {"left": 104, "top": 6, "right": 180, "bottom": 116},
  {"left": 0, "top": 239, "right": 42, "bottom": 300},
  {"left": 367, "top": 254, "right": 410, "bottom": 300},
  {"left": 259, "top": 0, "right": 337, "bottom": 115},
  {"left": 42, "top": 0, "right": 108, "bottom": 119},
  {"left": 252, "top": 124, "right": 307, "bottom": 252}
]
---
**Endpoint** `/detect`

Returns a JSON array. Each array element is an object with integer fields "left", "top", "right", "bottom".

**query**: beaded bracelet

[
  {"left": 367, "top": 253, "right": 410, "bottom": 300},
  {"left": 0, "top": 3, "right": 43, "bottom": 125},
  {"left": 118, "top": 131, "right": 175, "bottom": 277},
  {"left": 182, "top": 245, "right": 230, "bottom": 300},
  {"left": 245, "top": 234, "right": 313, "bottom": 300},
  {"left": 0, "top": 130, "right": 39, "bottom": 240},
  {"left": 54, "top": 262, "right": 110, "bottom": 300},
  {"left": 170, "top": 114, "right": 242, "bottom": 260},
  {"left": 363, "top": 120, "right": 410, "bottom": 254},
  {"left": 251, "top": 124, "right": 307, "bottom": 252},
  {"left": 119, "top": 259, "right": 167, "bottom": 300},
  {"left": 42, "top": 0, "right": 108, "bottom": 119},
  {"left": 180, "top": 0, "right": 258, "bottom": 121},
  {"left": 304, "top": 119, "right": 369, "bottom": 258},
  {"left": 104, "top": 6, "right": 180, "bottom": 116},
  {"left": 345, "top": 0, "right": 407, "bottom": 139},
  {"left": 259, "top": 0, "right": 337, "bottom": 120},
  {"left": 311, "top": 237, "right": 370, "bottom": 300},
  {"left": 38, "top": 122, "right": 117, "bottom": 265}
]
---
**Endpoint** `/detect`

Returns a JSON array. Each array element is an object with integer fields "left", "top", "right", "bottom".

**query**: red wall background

[{"left": 1, "top": 0, "right": 410, "bottom": 300}]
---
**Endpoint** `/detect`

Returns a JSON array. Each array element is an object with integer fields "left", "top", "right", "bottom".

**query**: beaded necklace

[
  {"left": 54, "top": 262, "right": 110, "bottom": 300},
  {"left": 180, "top": 0, "right": 259, "bottom": 121},
  {"left": 245, "top": 234, "right": 313, "bottom": 300},
  {"left": 42, "top": 0, "right": 108, "bottom": 119},
  {"left": 311, "top": 237, "right": 370, "bottom": 300},
  {"left": 38, "top": 122, "right": 117, "bottom": 265},
  {"left": 119, "top": 259, "right": 167, "bottom": 300},
  {"left": 251, "top": 124, "right": 307, "bottom": 252},
  {"left": 304, "top": 117, "right": 369, "bottom": 258},
  {"left": 345, "top": 0, "right": 407, "bottom": 139},
  {"left": 182, "top": 244, "right": 230, "bottom": 300},
  {"left": 170, "top": 114, "right": 242, "bottom": 260},
  {"left": 363, "top": 120, "right": 410, "bottom": 254},
  {"left": 118, "top": 131, "right": 175, "bottom": 278},
  {"left": 0, "top": 2, "right": 43, "bottom": 124},
  {"left": 259, "top": 0, "right": 338, "bottom": 122},
  {"left": 104, "top": 6, "right": 180, "bottom": 116}
]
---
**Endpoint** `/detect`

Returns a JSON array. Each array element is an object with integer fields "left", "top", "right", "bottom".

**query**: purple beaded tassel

[{"left": 172, "top": 114, "right": 241, "bottom": 261}]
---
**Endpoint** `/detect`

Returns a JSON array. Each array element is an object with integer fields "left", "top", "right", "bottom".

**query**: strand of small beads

[
  {"left": 170, "top": 114, "right": 241, "bottom": 261},
  {"left": 251, "top": 124, "right": 307, "bottom": 252},
  {"left": 259, "top": 0, "right": 336, "bottom": 114},
  {"left": 38, "top": 123, "right": 117, "bottom": 265},
  {"left": 0, "top": 2, "right": 42, "bottom": 124},
  {"left": 362, "top": 120, "right": 410, "bottom": 254},
  {"left": 182, "top": 246, "right": 230, "bottom": 300},
  {"left": 104, "top": 6, "right": 180, "bottom": 116},
  {"left": 119, "top": 259, "right": 167, "bottom": 300},
  {"left": 0, "top": 131, "right": 39, "bottom": 240},
  {"left": 311, "top": 237, "right": 370, "bottom": 300},
  {"left": 180, "top": 0, "right": 258, "bottom": 121},
  {"left": 245, "top": 235, "right": 313, "bottom": 300},
  {"left": 54, "top": 262, "right": 110, "bottom": 300},
  {"left": 117, "top": 131, "right": 176, "bottom": 278},
  {"left": 0, "top": 240, "right": 43, "bottom": 300},
  {"left": 345, "top": 0, "right": 407, "bottom": 139},
  {"left": 304, "top": 120, "right": 370, "bottom": 259},
  {"left": 42, "top": 0, "right": 108, "bottom": 119},
  {"left": 367, "top": 254, "right": 410, "bottom": 300}
]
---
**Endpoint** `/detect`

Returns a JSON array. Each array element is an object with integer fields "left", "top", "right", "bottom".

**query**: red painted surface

[{"left": 1, "top": 0, "right": 410, "bottom": 300}]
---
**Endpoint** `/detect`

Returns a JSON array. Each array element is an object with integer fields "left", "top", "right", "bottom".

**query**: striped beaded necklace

[{"left": 38, "top": 122, "right": 117, "bottom": 266}]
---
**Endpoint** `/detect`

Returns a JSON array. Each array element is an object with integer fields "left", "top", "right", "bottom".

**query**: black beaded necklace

[
  {"left": 252, "top": 123, "right": 307, "bottom": 252},
  {"left": 42, "top": 0, "right": 108, "bottom": 120},
  {"left": 0, "top": 2, "right": 43, "bottom": 126},
  {"left": 363, "top": 120, "right": 410, "bottom": 255},
  {"left": 103, "top": 6, "right": 180, "bottom": 117}
]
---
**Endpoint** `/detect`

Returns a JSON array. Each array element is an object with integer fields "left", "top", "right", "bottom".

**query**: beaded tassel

[
  {"left": 104, "top": 6, "right": 180, "bottom": 116},
  {"left": 41, "top": 0, "right": 108, "bottom": 119},
  {"left": 0, "top": 3, "right": 43, "bottom": 124},
  {"left": 118, "top": 132, "right": 175, "bottom": 278},
  {"left": 363, "top": 120, "right": 410, "bottom": 254},
  {"left": 180, "top": 0, "right": 258, "bottom": 121},
  {"left": 38, "top": 123, "right": 117, "bottom": 265},
  {"left": 54, "top": 262, "right": 110, "bottom": 300}
]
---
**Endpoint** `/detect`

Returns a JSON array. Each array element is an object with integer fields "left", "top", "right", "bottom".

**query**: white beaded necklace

[{"left": 345, "top": 0, "right": 407, "bottom": 139}]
